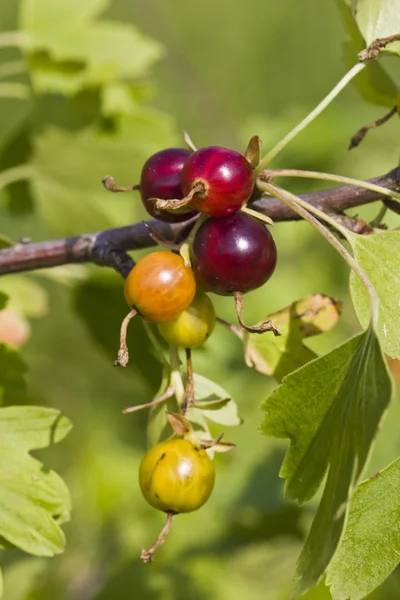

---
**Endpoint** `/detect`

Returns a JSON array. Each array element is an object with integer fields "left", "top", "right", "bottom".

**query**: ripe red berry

[
  {"left": 181, "top": 146, "right": 255, "bottom": 217},
  {"left": 140, "top": 148, "right": 197, "bottom": 223},
  {"left": 124, "top": 251, "right": 196, "bottom": 322},
  {"left": 191, "top": 212, "right": 277, "bottom": 295}
]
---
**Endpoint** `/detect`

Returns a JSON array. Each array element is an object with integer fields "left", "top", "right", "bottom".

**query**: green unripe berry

[{"left": 157, "top": 292, "right": 216, "bottom": 348}]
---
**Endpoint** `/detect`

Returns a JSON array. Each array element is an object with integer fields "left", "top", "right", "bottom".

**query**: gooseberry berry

[
  {"left": 157, "top": 292, "right": 216, "bottom": 348},
  {"left": 140, "top": 148, "right": 197, "bottom": 222},
  {"left": 139, "top": 438, "right": 215, "bottom": 513},
  {"left": 124, "top": 251, "right": 196, "bottom": 322},
  {"left": 191, "top": 212, "right": 277, "bottom": 295},
  {"left": 181, "top": 146, "right": 255, "bottom": 217}
]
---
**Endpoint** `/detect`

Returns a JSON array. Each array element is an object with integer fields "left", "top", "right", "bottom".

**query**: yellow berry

[
  {"left": 139, "top": 438, "right": 215, "bottom": 513},
  {"left": 157, "top": 292, "right": 216, "bottom": 348}
]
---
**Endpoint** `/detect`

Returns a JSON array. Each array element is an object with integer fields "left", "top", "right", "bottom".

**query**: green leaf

[
  {"left": 0, "top": 275, "right": 48, "bottom": 317},
  {"left": 349, "top": 230, "right": 400, "bottom": 359},
  {"left": 20, "top": 0, "right": 163, "bottom": 95},
  {"left": 0, "top": 568, "right": 2, "bottom": 600},
  {"left": 0, "top": 406, "right": 72, "bottom": 556},
  {"left": 188, "top": 373, "right": 242, "bottom": 427},
  {"left": 336, "top": 0, "right": 398, "bottom": 106},
  {"left": 355, "top": 0, "right": 400, "bottom": 56},
  {"left": 260, "top": 325, "right": 392, "bottom": 597},
  {"left": 327, "top": 456, "right": 400, "bottom": 600},
  {"left": 233, "top": 294, "right": 342, "bottom": 380},
  {"left": 0, "top": 344, "right": 27, "bottom": 405}
]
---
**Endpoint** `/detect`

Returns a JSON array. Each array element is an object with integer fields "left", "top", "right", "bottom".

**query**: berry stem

[
  {"left": 348, "top": 106, "right": 397, "bottom": 150},
  {"left": 140, "top": 511, "right": 174, "bottom": 563},
  {"left": 143, "top": 222, "right": 181, "bottom": 251},
  {"left": 258, "top": 181, "right": 379, "bottom": 328},
  {"left": 169, "top": 346, "right": 185, "bottom": 406},
  {"left": 241, "top": 206, "right": 274, "bottom": 226},
  {"left": 254, "top": 63, "right": 366, "bottom": 173},
  {"left": 123, "top": 385, "right": 175, "bottom": 414},
  {"left": 259, "top": 169, "right": 400, "bottom": 204},
  {"left": 115, "top": 309, "right": 138, "bottom": 367},
  {"left": 233, "top": 292, "right": 281, "bottom": 336},
  {"left": 102, "top": 176, "right": 140, "bottom": 193},
  {"left": 216, "top": 316, "right": 243, "bottom": 336},
  {"left": 181, "top": 348, "right": 195, "bottom": 415}
]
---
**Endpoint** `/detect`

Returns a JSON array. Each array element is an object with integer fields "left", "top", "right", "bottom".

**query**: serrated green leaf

[
  {"left": 260, "top": 326, "right": 392, "bottom": 597},
  {"left": 349, "top": 230, "right": 400, "bottom": 359},
  {"left": 336, "top": 0, "right": 398, "bottom": 106},
  {"left": 233, "top": 294, "right": 342, "bottom": 380},
  {"left": 0, "top": 344, "right": 27, "bottom": 405},
  {"left": 188, "top": 373, "right": 241, "bottom": 427},
  {"left": 327, "top": 456, "right": 400, "bottom": 600},
  {"left": 0, "top": 406, "right": 72, "bottom": 556},
  {"left": 21, "top": 0, "right": 163, "bottom": 95},
  {"left": 355, "top": 0, "right": 400, "bottom": 56}
]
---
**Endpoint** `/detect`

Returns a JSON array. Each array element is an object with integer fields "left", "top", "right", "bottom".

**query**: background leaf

[
  {"left": 233, "top": 294, "right": 342, "bottom": 380},
  {"left": 349, "top": 230, "right": 400, "bottom": 359},
  {"left": 327, "top": 456, "right": 400, "bottom": 600},
  {"left": 260, "top": 326, "right": 392, "bottom": 597},
  {"left": 0, "top": 406, "right": 72, "bottom": 556},
  {"left": 336, "top": 0, "right": 398, "bottom": 106},
  {"left": 188, "top": 373, "right": 242, "bottom": 427},
  {"left": 355, "top": 0, "right": 400, "bottom": 56}
]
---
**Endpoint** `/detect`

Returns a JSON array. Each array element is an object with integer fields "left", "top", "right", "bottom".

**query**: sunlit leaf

[
  {"left": 188, "top": 373, "right": 241, "bottom": 427},
  {"left": 21, "top": 0, "right": 163, "bottom": 94},
  {"left": 355, "top": 0, "right": 400, "bottom": 56},
  {"left": 349, "top": 230, "right": 400, "bottom": 359},
  {"left": 233, "top": 294, "right": 342, "bottom": 380},
  {"left": 327, "top": 456, "right": 400, "bottom": 600},
  {"left": 0, "top": 406, "right": 72, "bottom": 556},
  {"left": 336, "top": 0, "right": 398, "bottom": 106},
  {"left": 260, "top": 325, "right": 392, "bottom": 597}
]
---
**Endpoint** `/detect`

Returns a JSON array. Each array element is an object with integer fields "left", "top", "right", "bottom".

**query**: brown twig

[
  {"left": 123, "top": 385, "right": 175, "bottom": 414},
  {"left": 358, "top": 33, "right": 400, "bottom": 61},
  {"left": 0, "top": 168, "right": 399, "bottom": 277}
]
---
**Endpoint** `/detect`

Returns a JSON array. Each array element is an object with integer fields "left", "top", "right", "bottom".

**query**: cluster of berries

[{"left": 104, "top": 142, "right": 278, "bottom": 561}]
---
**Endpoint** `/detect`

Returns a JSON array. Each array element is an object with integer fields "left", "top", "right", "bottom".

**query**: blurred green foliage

[{"left": 0, "top": 0, "right": 400, "bottom": 598}]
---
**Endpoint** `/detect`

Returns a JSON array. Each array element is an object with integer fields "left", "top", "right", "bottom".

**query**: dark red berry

[
  {"left": 140, "top": 148, "right": 197, "bottom": 223},
  {"left": 181, "top": 146, "right": 255, "bottom": 217},
  {"left": 191, "top": 212, "right": 277, "bottom": 295}
]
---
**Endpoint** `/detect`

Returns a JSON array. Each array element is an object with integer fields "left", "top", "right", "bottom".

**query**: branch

[{"left": 0, "top": 168, "right": 399, "bottom": 277}]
